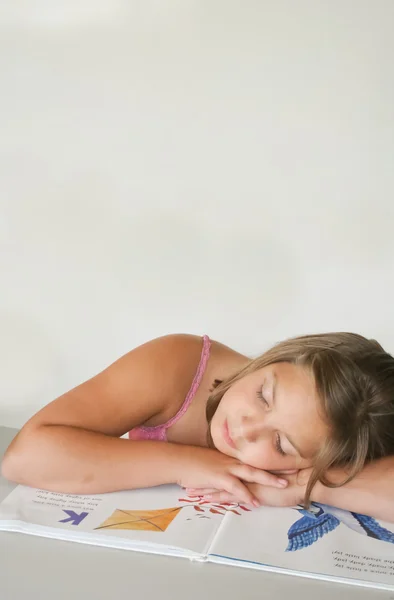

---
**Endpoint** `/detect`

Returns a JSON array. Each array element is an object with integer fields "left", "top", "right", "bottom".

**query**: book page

[
  {"left": 0, "top": 484, "right": 227, "bottom": 555},
  {"left": 208, "top": 502, "right": 394, "bottom": 588}
]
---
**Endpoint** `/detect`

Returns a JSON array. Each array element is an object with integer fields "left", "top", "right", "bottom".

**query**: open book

[{"left": 0, "top": 483, "right": 393, "bottom": 591}]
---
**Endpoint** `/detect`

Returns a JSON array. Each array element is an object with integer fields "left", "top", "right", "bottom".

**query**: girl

[{"left": 2, "top": 332, "right": 394, "bottom": 521}]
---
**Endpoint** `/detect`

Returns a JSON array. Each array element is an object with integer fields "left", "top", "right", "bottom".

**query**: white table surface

[{"left": 0, "top": 426, "right": 393, "bottom": 600}]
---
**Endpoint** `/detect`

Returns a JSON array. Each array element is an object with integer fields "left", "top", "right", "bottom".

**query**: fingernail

[
  {"left": 204, "top": 495, "right": 213, "bottom": 500},
  {"left": 278, "top": 479, "right": 288, "bottom": 487},
  {"left": 252, "top": 499, "right": 260, "bottom": 508}
]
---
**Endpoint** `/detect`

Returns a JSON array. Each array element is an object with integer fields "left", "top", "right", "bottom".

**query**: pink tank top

[{"left": 128, "top": 335, "right": 211, "bottom": 442}]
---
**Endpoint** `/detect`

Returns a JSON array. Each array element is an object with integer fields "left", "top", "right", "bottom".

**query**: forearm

[
  {"left": 1, "top": 425, "right": 193, "bottom": 494},
  {"left": 311, "top": 456, "right": 394, "bottom": 522}
]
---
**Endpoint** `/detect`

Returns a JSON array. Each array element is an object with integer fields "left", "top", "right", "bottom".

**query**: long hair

[{"left": 205, "top": 333, "right": 394, "bottom": 506}]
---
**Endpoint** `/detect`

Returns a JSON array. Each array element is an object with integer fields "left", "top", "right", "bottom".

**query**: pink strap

[
  {"left": 164, "top": 334, "right": 211, "bottom": 429},
  {"left": 137, "top": 335, "right": 211, "bottom": 434}
]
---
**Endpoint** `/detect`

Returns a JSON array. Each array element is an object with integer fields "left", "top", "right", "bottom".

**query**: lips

[{"left": 223, "top": 419, "right": 236, "bottom": 449}]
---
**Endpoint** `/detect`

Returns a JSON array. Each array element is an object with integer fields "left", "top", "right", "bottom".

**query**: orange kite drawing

[{"left": 95, "top": 507, "right": 182, "bottom": 532}]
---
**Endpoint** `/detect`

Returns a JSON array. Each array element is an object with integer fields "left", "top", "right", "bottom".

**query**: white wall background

[{"left": 1, "top": 1, "right": 393, "bottom": 428}]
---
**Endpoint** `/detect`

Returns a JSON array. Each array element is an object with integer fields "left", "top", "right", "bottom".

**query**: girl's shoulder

[
  {"left": 152, "top": 333, "right": 249, "bottom": 380},
  {"left": 135, "top": 333, "right": 250, "bottom": 429},
  {"left": 137, "top": 333, "right": 248, "bottom": 398},
  {"left": 22, "top": 333, "right": 248, "bottom": 439},
  {"left": 124, "top": 333, "right": 249, "bottom": 416}
]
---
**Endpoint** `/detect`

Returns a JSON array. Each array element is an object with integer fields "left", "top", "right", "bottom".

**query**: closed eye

[
  {"left": 256, "top": 389, "right": 269, "bottom": 406},
  {"left": 275, "top": 433, "right": 286, "bottom": 456}
]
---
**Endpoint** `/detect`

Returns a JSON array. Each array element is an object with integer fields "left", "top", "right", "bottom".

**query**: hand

[
  {"left": 186, "top": 467, "right": 313, "bottom": 507},
  {"left": 177, "top": 446, "right": 289, "bottom": 507}
]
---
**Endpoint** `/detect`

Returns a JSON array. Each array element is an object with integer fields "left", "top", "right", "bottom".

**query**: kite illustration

[
  {"left": 286, "top": 502, "right": 394, "bottom": 552},
  {"left": 94, "top": 497, "right": 250, "bottom": 533},
  {"left": 95, "top": 507, "right": 183, "bottom": 532}
]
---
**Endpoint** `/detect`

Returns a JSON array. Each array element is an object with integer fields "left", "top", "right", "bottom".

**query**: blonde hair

[{"left": 206, "top": 332, "right": 394, "bottom": 506}]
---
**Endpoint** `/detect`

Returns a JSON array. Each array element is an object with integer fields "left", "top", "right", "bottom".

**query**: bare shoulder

[
  {"left": 129, "top": 333, "right": 248, "bottom": 409},
  {"left": 131, "top": 333, "right": 248, "bottom": 379},
  {"left": 146, "top": 333, "right": 250, "bottom": 387},
  {"left": 18, "top": 333, "right": 249, "bottom": 440},
  {"left": 203, "top": 336, "right": 250, "bottom": 387},
  {"left": 133, "top": 333, "right": 211, "bottom": 386},
  {"left": 20, "top": 333, "right": 230, "bottom": 438}
]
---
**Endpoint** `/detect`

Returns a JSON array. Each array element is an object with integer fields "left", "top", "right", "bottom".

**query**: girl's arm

[
  {"left": 0, "top": 334, "right": 204, "bottom": 493},
  {"left": 1, "top": 423, "right": 262, "bottom": 498},
  {"left": 311, "top": 456, "right": 394, "bottom": 522},
  {"left": 2, "top": 426, "right": 199, "bottom": 494},
  {"left": 193, "top": 457, "right": 394, "bottom": 522},
  {"left": 1, "top": 334, "right": 283, "bottom": 502}
]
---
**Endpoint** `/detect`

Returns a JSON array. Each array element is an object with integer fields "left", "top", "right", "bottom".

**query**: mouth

[{"left": 223, "top": 419, "right": 236, "bottom": 449}]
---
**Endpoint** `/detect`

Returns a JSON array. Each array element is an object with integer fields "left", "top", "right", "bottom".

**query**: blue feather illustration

[
  {"left": 351, "top": 512, "right": 394, "bottom": 543},
  {"left": 286, "top": 512, "right": 340, "bottom": 551},
  {"left": 286, "top": 503, "right": 394, "bottom": 552}
]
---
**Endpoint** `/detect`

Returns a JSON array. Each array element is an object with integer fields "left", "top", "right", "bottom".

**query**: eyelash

[
  {"left": 256, "top": 389, "right": 268, "bottom": 405},
  {"left": 257, "top": 390, "right": 286, "bottom": 456},
  {"left": 275, "top": 433, "right": 286, "bottom": 456}
]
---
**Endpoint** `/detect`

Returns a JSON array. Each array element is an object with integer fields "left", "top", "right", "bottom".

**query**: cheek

[
  {"left": 238, "top": 443, "right": 302, "bottom": 471},
  {"left": 210, "top": 396, "right": 232, "bottom": 439},
  {"left": 238, "top": 443, "right": 275, "bottom": 470}
]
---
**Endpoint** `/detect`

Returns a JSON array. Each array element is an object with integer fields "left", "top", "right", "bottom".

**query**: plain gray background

[
  {"left": 1, "top": 2, "right": 394, "bottom": 597},
  {"left": 1, "top": 0, "right": 394, "bottom": 428},
  {"left": 1, "top": 427, "right": 393, "bottom": 600}
]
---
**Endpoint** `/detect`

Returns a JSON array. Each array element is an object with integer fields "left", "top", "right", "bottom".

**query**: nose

[{"left": 240, "top": 416, "right": 266, "bottom": 444}]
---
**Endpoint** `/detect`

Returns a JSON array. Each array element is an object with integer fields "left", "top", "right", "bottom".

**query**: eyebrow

[{"left": 271, "top": 373, "right": 307, "bottom": 459}]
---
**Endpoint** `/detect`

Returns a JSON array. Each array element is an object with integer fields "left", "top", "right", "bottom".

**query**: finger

[
  {"left": 186, "top": 488, "right": 218, "bottom": 496},
  {"left": 222, "top": 476, "right": 260, "bottom": 507},
  {"left": 203, "top": 492, "right": 239, "bottom": 504},
  {"left": 233, "top": 465, "right": 288, "bottom": 488}
]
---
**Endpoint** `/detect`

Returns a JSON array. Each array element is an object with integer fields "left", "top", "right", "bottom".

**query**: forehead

[
  {"left": 253, "top": 361, "right": 315, "bottom": 396},
  {"left": 271, "top": 361, "right": 316, "bottom": 399}
]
